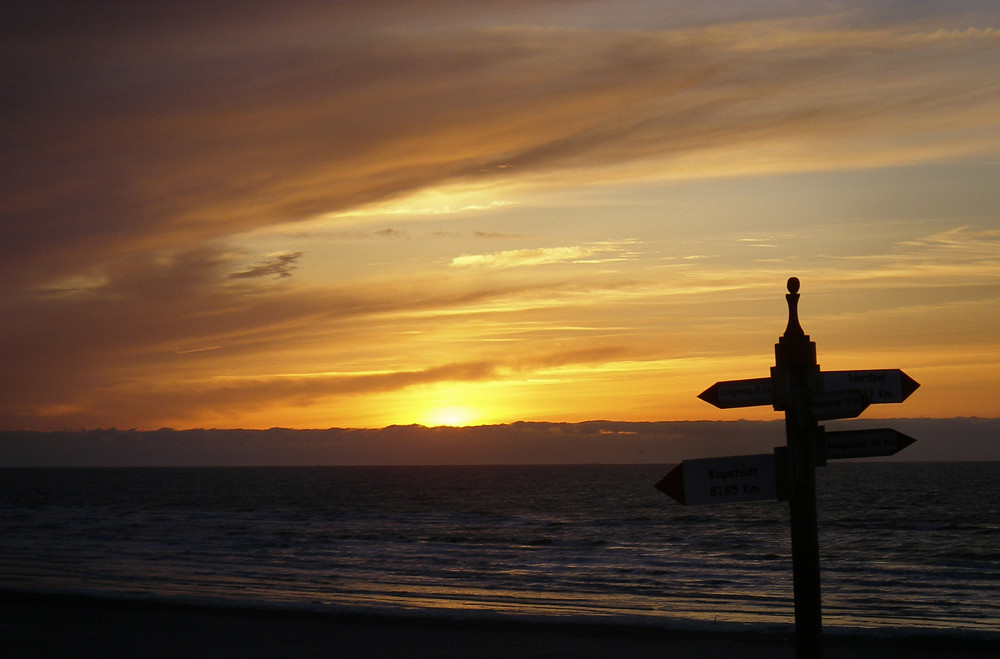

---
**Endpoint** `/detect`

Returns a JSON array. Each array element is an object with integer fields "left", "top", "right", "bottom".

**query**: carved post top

[
  {"left": 775, "top": 277, "right": 817, "bottom": 366},
  {"left": 784, "top": 277, "right": 805, "bottom": 338}
]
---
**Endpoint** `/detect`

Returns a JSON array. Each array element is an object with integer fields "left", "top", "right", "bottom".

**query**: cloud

[
  {"left": 452, "top": 246, "right": 594, "bottom": 269},
  {"left": 0, "top": 230, "right": 641, "bottom": 428},
  {"left": 5, "top": 341, "right": 632, "bottom": 430},
  {"left": 473, "top": 231, "right": 530, "bottom": 239},
  {"left": 817, "top": 225, "right": 1000, "bottom": 288},
  {"left": 374, "top": 228, "right": 408, "bottom": 239},
  {"left": 4, "top": 8, "right": 998, "bottom": 291},
  {"left": 228, "top": 252, "right": 303, "bottom": 279},
  {"left": 898, "top": 226, "right": 1000, "bottom": 253},
  {"left": 451, "top": 241, "right": 639, "bottom": 269}
]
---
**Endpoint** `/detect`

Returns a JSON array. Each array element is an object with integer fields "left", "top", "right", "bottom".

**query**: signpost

[{"left": 655, "top": 278, "right": 920, "bottom": 659}]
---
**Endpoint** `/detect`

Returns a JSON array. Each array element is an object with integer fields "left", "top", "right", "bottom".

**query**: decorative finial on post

[
  {"left": 775, "top": 277, "right": 817, "bottom": 367},
  {"left": 784, "top": 277, "right": 805, "bottom": 338}
]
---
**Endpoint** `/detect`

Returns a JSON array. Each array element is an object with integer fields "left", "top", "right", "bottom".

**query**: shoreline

[{"left": 3, "top": 590, "right": 997, "bottom": 659}]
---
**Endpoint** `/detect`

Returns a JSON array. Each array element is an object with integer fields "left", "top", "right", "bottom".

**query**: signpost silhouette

[{"left": 656, "top": 278, "right": 920, "bottom": 659}]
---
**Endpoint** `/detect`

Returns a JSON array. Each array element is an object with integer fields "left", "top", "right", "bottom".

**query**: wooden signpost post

[{"left": 656, "top": 278, "right": 920, "bottom": 659}]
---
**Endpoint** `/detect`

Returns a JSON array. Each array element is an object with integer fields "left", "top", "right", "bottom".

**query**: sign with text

[
  {"left": 822, "top": 428, "right": 917, "bottom": 460},
  {"left": 698, "top": 377, "right": 774, "bottom": 409},
  {"left": 655, "top": 453, "right": 778, "bottom": 506},
  {"left": 698, "top": 370, "right": 919, "bottom": 410},
  {"left": 820, "top": 370, "right": 919, "bottom": 404},
  {"left": 810, "top": 390, "right": 870, "bottom": 421}
]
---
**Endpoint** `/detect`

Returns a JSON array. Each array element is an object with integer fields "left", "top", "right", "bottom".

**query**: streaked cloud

[
  {"left": 228, "top": 252, "right": 303, "bottom": 280},
  {"left": 450, "top": 241, "right": 639, "bottom": 269},
  {"left": 898, "top": 226, "right": 1000, "bottom": 253}
]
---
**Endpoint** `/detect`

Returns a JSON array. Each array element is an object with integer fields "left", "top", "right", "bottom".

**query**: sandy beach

[{"left": 2, "top": 591, "right": 995, "bottom": 659}]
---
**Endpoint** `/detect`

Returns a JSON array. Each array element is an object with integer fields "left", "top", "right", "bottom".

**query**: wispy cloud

[
  {"left": 451, "top": 241, "right": 640, "bottom": 269},
  {"left": 898, "top": 226, "right": 1000, "bottom": 253},
  {"left": 0, "top": 233, "right": 644, "bottom": 427},
  {"left": 20, "top": 345, "right": 633, "bottom": 429},
  {"left": 228, "top": 252, "right": 303, "bottom": 279},
  {"left": 473, "top": 231, "right": 531, "bottom": 239},
  {"left": 819, "top": 226, "right": 1000, "bottom": 286}
]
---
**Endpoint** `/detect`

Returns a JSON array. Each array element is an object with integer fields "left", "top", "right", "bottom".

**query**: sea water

[{"left": 1, "top": 463, "right": 998, "bottom": 635}]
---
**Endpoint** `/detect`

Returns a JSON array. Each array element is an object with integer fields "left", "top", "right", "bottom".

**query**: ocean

[{"left": 1, "top": 463, "right": 998, "bottom": 638}]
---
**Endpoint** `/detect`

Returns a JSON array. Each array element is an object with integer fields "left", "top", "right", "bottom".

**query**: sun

[{"left": 420, "top": 405, "right": 481, "bottom": 427}]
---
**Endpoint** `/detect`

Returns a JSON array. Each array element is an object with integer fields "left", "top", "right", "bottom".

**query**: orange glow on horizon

[{"left": 419, "top": 406, "right": 483, "bottom": 428}]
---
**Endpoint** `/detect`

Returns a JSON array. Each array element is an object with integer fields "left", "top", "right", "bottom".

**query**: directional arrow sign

[
  {"left": 698, "top": 377, "right": 773, "bottom": 408},
  {"left": 699, "top": 370, "right": 919, "bottom": 410},
  {"left": 822, "top": 428, "right": 916, "bottom": 460},
  {"left": 811, "top": 390, "right": 869, "bottom": 421},
  {"left": 655, "top": 453, "right": 778, "bottom": 505},
  {"left": 821, "top": 369, "right": 919, "bottom": 404}
]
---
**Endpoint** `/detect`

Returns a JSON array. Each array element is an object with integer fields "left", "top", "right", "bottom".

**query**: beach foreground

[{"left": 2, "top": 592, "right": 995, "bottom": 659}]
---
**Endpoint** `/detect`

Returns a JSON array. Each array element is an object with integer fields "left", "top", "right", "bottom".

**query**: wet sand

[{"left": 2, "top": 591, "right": 994, "bottom": 659}]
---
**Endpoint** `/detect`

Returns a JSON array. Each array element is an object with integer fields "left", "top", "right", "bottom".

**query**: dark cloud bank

[{"left": 1, "top": 418, "right": 997, "bottom": 467}]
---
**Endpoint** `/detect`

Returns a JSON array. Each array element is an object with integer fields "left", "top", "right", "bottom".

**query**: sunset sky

[{"left": 3, "top": 1, "right": 999, "bottom": 432}]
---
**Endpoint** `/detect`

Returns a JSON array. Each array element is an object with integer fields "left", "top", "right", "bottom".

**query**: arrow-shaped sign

[
  {"left": 655, "top": 453, "right": 778, "bottom": 505},
  {"left": 822, "top": 428, "right": 916, "bottom": 460},
  {"left": 698, "top": 369, "right": 918, "bottom": 410},
  {"left": 821, "top": 370, "right": 919, "bottom": 404},
  {"left": 698, "top": 377, "right": 773, "bottom": 408}
]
